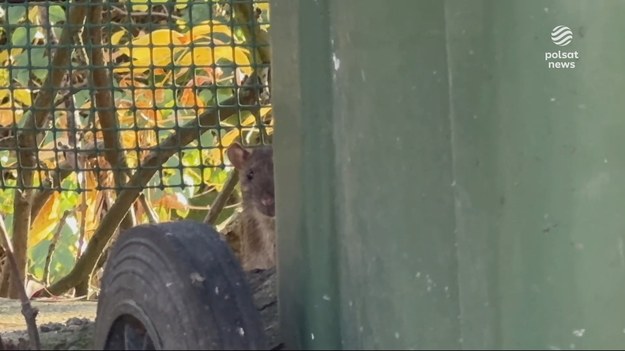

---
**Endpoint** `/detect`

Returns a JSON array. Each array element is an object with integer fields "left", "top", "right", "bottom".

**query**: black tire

[{"left": 93, "top": 220, "right": 268, "bottom": 350}]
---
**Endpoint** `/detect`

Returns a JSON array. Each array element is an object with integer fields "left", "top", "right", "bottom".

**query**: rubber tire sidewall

[{"left": 93, "top": 220, "right": 267, "bottom": 350}]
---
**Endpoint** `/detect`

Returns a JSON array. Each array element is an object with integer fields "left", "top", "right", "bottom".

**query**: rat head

[{"left": 227, "top": 142, "right": 275, "bottom": 218}]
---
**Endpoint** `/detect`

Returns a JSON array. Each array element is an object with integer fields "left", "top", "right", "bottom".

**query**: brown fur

[{"left": 227, "top": 143, "right": 276, "bottom": 271}]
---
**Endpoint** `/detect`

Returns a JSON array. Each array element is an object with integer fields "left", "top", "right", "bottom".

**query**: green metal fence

[{"left": 0, "top": 0, "right": 271, "bottom": 298}]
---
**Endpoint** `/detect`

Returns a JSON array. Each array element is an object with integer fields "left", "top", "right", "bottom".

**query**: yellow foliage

[
  {"left": 182, "top": 21, "right": 233, "bottom": 43},
  {"left": 27, "top": 6, "right": 40, "bottom": 24},
  {"left": 13, "top": 89, "right": 32, "bottom": 106},
  {"left": 110, "top": 30, "right": 128, "bottom": 46},
  {"left": 207, "top": 111, "right": 271, "bottom": 166},
  {"left": 177, "top": 46, "right": 253, "bottom": 76},
  {"left": 29, "top": 193, "right": 60, "bottom": 248},
  {"left": 0, "top": 51, "right": 9, "bottom": 65},
  {"left": 128, "top": 0, "right": 189, "bottom": 12},
  {"left": 29, "top": 172, "right": 101, "bottom": 248},
  {"left": 115, "top": 29, "right": 186, "bottom": 74},
  {"left": 113, "top": 20, "right": 252, "bottom": 76},
  {"left": 156, "top": 192, "right": 189, "bottom": 211},
  {"left": 0, "top": 102, "right": 21, "bottom": 126},
  {"left": 82, "top": 172, "right": 100, "bottom": 242}
]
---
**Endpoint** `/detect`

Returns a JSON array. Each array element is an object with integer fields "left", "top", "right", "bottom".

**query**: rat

[{"left": 226, "top": 142, "right": 276, "bottom": 271}]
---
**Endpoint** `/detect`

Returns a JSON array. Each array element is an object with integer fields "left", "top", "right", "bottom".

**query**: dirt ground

[
  {"left": 0, "top": 268, "right": 279, "bottom": 350},
  {"left": 0, "top": 298, "right": 97, "bottom": 350}
]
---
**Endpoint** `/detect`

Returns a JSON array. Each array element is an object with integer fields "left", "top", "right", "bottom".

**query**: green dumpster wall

[{"left": 270, "top": 0, "right": 625, "bottom": 349}]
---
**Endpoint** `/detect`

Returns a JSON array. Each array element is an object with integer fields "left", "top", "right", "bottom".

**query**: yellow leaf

[
  {"left": 29, "top": 193, "right": 60, "bottom": 248},
  {"left": 0, "top": 68, "right": 9, "bottom": 88},
  {"left": 82, "top": 173, "right": 100, "bottom": 241},
  {"left": 13, "top": 89, "right": 32, "bottom": 106},
  {"left": 256, "top": 2, "right": 270, "bottom": 13},
  {"left": 208, "top": 114, "right": 257, "bottom": 165},
  {"left": 0, "top": 89, "right": 10, "bottom": 105},
  {"left": 184, "top": 21, "right": 234, "bottom": 43},
  {"left": 115, "top": 29, "right": 185, "bottom": 74},
  {"left": 0, "top": 51, "right": 9, "bottom": 65},
  {"left": 0, "top": 101, "right": 21, "bottom": 126},
  {"left": 129, "top": 0, "right": 188, "bottom": 11},
  {"left": 27, "top": 6, "right": 40, "bottom": 24},
  {"left": 110, "top": 30, "right": 128, "bottom": 46},
  {"left": 260, "top": 107, "right": 272, "bottom": 118},
  {"left": 0, "top": 48, "right": 25, "bottom": 65},
  {"left": 177, "top": 46, "right": 252, "bottom": 74},
  {"left": 131, "top": 4, "right": 148, "bottom": 12},
  {"left": 10, "top": 48, "right": 23, "bottom": 60},
  {"left": 174, "top": 0, "right": 190, "bottom": 10}
]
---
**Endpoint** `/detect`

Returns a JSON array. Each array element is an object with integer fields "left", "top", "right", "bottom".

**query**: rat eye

[{"left": 246, "top": 169, "right": 254, "bottom": 181}]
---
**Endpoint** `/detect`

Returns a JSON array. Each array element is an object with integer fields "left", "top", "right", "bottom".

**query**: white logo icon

[{"left": 551, "top": 25, "right": 573, "bottom": 46}]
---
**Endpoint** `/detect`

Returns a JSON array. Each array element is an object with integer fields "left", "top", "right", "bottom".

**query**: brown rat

[{"left": 226, "top": 142, "right": 276, "bottom": 271}]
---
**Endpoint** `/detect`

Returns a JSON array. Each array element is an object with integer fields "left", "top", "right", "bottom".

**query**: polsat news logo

[{"left": 545, "top": 25, "right": 579, "bottom": 69}]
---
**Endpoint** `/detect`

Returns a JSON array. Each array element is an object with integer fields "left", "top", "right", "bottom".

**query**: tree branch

[
  {"left": 0, "top": 215, "right": 41, "bottom": 351},
  {"left": 233, "top": 0, "right": 271, "bottom": 64},
  {"left": 30, "top": 159, "right": 73, "bottom": 224},
  {"left": 87, "top": 0, "right": 135, "bottom": 230},
  {"left": 45, "top": 74, "right": 261, "bottom": 296},
  {"left": 204, "top": 168, "right": 239, "bottom": 225},
  {"left": 43, "top": 210, "right": 71, "bottom": 285},
  {"left": 6, "top": 0, "right": 89, "bottom": 299}
]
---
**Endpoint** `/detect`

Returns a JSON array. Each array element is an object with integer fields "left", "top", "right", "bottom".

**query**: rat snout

[
  {"left": 260, "top": 195, "right": 275, "bottom": 217},
  {"left": 261, "top": 196, "right": 274, "bottom": 207}
]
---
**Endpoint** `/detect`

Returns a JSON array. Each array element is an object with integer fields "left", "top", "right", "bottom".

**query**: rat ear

[{"left": 226, "top": 142, "right": 250, "bottom": 170}]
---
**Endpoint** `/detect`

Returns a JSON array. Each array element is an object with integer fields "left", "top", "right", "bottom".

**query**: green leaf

[
  {"left": 209, "top": 167, "right": 228, "bottom": 185},
  {"left": 11, "top": 26, "right": 36, "bottom": 47},
  {"left": 6, "top": 6, "right": 26, "bottom": 25},
  {"left": 30, "top": 47, "right": 49, "bottom": 81},
  {"left": 184, "top": 167, "right": 202, "bottom": 185},
  {"left": 29, "top": 239, "right": 51, "bottom": 281},
  {"left": 202, "top": 167, "right": 212, "bottom": 183},
  {"left": 164, "top": 154, "right": 180, "bottom": 168},
  {"left": 157, "top": 88, "right": 176, "bottom": 120},
  {"left": 147, "top": 172, "right": 164, "bottom": 191},
  {"left": 73, "top": 89, "right": 91, "bottom": 110},
  {"left": 12, "top": 46, "right": 48, "bottom": 86},
  {"left": 16, "top": 110, "right": 31, "bottom": 128},
  {"left": 3, "top": 214, "right": 13, "bottom": 237},
  {"left": 32, "top": 265, "right": 44, "bottom": 281},
  {"left": 164, "top": 168, "right": 182, "bottom": 187},
  {"left": 48, "top": 5, "right": 65, "bottom": 24},
  {"left": 216, "top": 87, "right": 235, "bottom": 105},
  {"left": 158, "top": 206, "right": 170, "bottom": 222},
  {"left": 11, "top": 53, "right": 31, "bottom": 87},
  {"left": 147, "top": 186, "right": 165, "bottom": 203},
  {"left": 199, "top": 130, "right": 213, "bottom": 148},
  {"left": 185, "top": 187, "right": 219, "bottom": 222},
  {"left": 158, "top": 128, "right": 175, "bottom": 141},
  {"left": 0, "top": 188, "right": 15, "bottom": 213},
  {"left": 163, "top": 168, "right": 196, "bottom": 198},
  {"left": 198, "top": 89, "right": 214, "bottom": 108},
  {"left": 183, "top": 0, "right": 211, "bottom": 26},
  {"left": 182, "top": 148, "right": 201, "bottom": 167},
  {"left": 182, "top": 174, "right": 197, "bottom": 198},
  {"left": 175, "top": 207, "right": 190, "bottom": 219},
  {"left": 59, "top": 175, "right": 80, "bottom": 196},
  {"left": 48, "top": 223, "right": 78, "bottom": 284}
]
